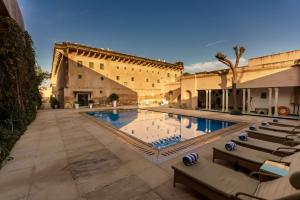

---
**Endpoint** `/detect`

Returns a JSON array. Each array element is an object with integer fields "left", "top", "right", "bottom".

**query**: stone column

[
  {"left": 274, "top": 88, "right": 279, "bottom": 116},
  {"left": 225, "top": 89, "right": 229, "bottom": 112},
  {"left": 222, "top": 89, "right": 225, "bottom": 112},
  {"left": 247, "top": 88, "right": 251, "bottom": 113},
  {"left": 268, "top": 88, "right": 273, "bottom": 116},
  {"left": 205, "top": 90, "right": 208, "bottom": 110},
  {"left": 242, "top": 89, "right": 246, "bottom": 114},
  {"left": 208, "top": 90, "right": 212, "bottom": 110}
]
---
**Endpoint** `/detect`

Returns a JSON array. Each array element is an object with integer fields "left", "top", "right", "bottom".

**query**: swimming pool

[{"left": 87, "top": 109, "right": 235, "bottom": 149}]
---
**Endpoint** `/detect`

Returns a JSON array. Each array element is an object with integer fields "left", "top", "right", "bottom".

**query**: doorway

[{"left": 78, "top": 93, "right": 89, "bottom": 106}]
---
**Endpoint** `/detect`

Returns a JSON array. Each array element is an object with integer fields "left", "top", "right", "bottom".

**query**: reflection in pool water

[{"left": 87, "top": 109, "right": 235, "bottom": 149}]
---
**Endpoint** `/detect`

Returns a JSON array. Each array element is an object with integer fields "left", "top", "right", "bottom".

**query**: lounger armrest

[
  {"left": 283, "top": 140, "right": 300, "bottom": 146},
  {"left": 249, "top": 171, "right": 280, "bottom": 180},
  {"left": 274, "top": 147, "right": 300, "bottom": 152},
  {"left": 268, "top": 159, "right": 290, "bottom": 165},
  {"left": 285, "top": 134, "right": 300, "bottom": 139},
  {"left": 235, "top": 192, "right": 267, "bottom": 200},
  {"left": 287, "top": 128, "right": 296, "bottom": 134}
]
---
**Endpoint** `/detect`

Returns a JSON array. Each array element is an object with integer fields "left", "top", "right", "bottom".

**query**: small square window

[
  {"left": 100, "top": 63, "right": 104, "bottom": 70},
  {"left": 78, "top": 74, "right": 82, "bottom": 79},
  {"left": 124, "top": 67, "right": 126, "bottom": 70},
  {"left": 117, "top": 66, "right": 119, "bottom": 69},
  {"left": 157, "top": 80, "right": 160, "bottom": 83},
  {"left": 131, "top": 77, "right": 134, "bottom": 81},
  {"left": 175, "top": 74, "right": 177, "bottom": 78},
  {"left": 146, "top": 70, "right": 148, "bottom": 72},
  {"left": 152, "top": 83, "right": 155, "bottom": 87},
  {"left": 100, "top": 90, "right": 103, "bottom": 94},
  {"left": 167, "top": 73, "right": 170, "bottom": 77},
  {"left": 77, "top": 61, "right": 83, "bottom": 67},
  {"left": 132, "top": 68, "right": 134, "bottom": 71},
  {"left": 89, "top": 62, "right": 94, "bottom": 68},
  {"left": 116, "top": 76, "right": 120, "bottom": 80},
  {"left": 146, "top": 78, "right": 149, "bottom": 82},
  {"left": 100, "top": 76, "right": 104, "bottom": 80}
]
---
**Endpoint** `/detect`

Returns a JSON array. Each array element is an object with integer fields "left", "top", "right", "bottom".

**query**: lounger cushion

[
  {"left": 172, "top": 159, "right": 259, "bottom": 197},
  {"left": 232, "top": 137, "right": 291, "bottom": 153},
  {"left": 260, "top": 125, "right": 300, "bottom": 133},
  {"left": 214, "top": 144, "right": 280, "bottom": 164},
  {"left": 248, "top": 129, "right": 293, "bottom": 139},
  {"left": 255, "top": 158, "right": 300, "bottom": 199}
]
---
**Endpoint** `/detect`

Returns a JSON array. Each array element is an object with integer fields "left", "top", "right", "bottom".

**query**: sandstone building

[
  {"left": 166, "top": 49, "right": 300, "bottom": 118},
  {"left": 51, "top": 42, "right": 183, "bottom": 108}
]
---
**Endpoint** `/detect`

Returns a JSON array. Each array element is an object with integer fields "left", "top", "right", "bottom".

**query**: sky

[{"left": 18, "top": 0, "right": 300, "bottom": 73}]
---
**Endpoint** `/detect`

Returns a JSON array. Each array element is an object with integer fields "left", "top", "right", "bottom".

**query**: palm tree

[{"left": 215, "top": 46, "right": 245, "bottom": 112}]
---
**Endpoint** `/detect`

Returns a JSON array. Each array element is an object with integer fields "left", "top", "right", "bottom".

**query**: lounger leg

[{"left": 234, "top": 161, "right": 239, "bottom": 171}]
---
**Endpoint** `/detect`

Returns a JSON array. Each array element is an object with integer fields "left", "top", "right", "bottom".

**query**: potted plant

[
  {"left": 74, "top": 100, "right": 79, "bottom": 109},
  {"left": 108, "top": 93, "right": 119, "bottom": 108},
  {"left": 88, "top": 99, "right": 94, "bottom": 109},
  {"left": 50, "top": 97, "right": 59, "bottom": 109}
]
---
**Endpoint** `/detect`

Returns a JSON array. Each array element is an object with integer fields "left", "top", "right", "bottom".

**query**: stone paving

[{"left": 0, "top": 107, "right": 298, "bottom": 200}]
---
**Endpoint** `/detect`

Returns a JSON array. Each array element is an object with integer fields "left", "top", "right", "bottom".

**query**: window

[
  {"left": 100, "top": 90, "right": 102, "bottom": 94},
  {"left": 131, "top": 77, "right": 134, "bottom": 81},
  {"left": 89, "top": 62, "right": 94, "bottom": 69},
  {"left": 117, "top": 66, "right": 119, "bottom": 69},
  {"left": 152, "top": 83, "right": 155, "bottom": 87},
  {"left": 116, "top": 76, "right": 120, "bottom": 80},
  {"left": 146, "top": 78, "right": 149, "bottom": 82},
  {"left": 124, "top": 67, "right": 126, "bottom": 70},
  {"left": 157, "top": 80, "right": 160, "bottom": 83},
  {"left": 132, "top": 68, "right": 134, "bottom": 71},
  {"left": 78, "top": 74, "right": 82, "bottom": 79},
  {"left": 100, "top": 63, "right": 104, "bottom": 70},
  {"left": 77, "top": 61, "right": 83, "bottom": 68},
  {"left": 100, "top": 76, "right": 104, "bottom": 80},
  {"left": 146, "top": 70, "right": 148, "bottom": 72},
  {"left": 175, "top": 74, "right": 177, "bottom": 78},
  {"left": 167, "top": 73, "right": 170, "bottom": 77}
]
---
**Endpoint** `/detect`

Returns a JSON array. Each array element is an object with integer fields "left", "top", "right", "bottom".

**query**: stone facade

[
  {"left": 166, "top": 49, "right": 300, "bottom": 118},
  {"left": 51, "top": 42, "right": 183, "bottom": 108}
]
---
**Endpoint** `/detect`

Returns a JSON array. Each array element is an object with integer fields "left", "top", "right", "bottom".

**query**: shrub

[
  {"left": 108, "top": 93, "right": 119, "bottom": 102},
  {"left": 50, "top": 97, "right": 59, "bottom": 109},
  {"left": 230, "top": 110, "right": 242, "bottom": 115}
]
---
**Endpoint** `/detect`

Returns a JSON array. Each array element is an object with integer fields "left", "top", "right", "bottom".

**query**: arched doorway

[{"left": 184, "top": 90, "right": 192, "bottom": 108}]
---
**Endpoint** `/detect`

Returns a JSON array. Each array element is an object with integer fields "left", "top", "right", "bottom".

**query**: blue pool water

[{"left": 87, "top": 109, "right": 235, "bottom": 149}]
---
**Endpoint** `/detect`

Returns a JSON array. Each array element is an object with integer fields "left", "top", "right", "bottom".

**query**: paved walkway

[{"left": 0, "top": 107, "right": 298, "bottom": 200}]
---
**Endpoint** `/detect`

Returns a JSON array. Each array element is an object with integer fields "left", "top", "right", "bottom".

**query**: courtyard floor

[{"left": 0, "top": 107, "right": 298, "bottom": 200}]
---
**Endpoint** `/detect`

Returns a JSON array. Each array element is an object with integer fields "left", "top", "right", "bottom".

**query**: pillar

[
  {"left": 268, "top": 88, "right": 273, "bottom": 116},
  {"left": 205, "top": 90, "right": 208, "bottom": 110},
  {"left": 225, "top": 89, "right": 229, "bottom": 112},
  {"left": 242, "top": 89, "right": 246, "bottom": 114},
  {"left": 222, "top": 89, "right": 225, "bottom": 112},
  {"left": 208, "top": 90, "right": 212, "bottom": 110},
  {"left": 274, "top": 88, "right": 279, "bottom": 116},
  {"left": 247, "top": 88, "right": 251, "bottom": 113}
]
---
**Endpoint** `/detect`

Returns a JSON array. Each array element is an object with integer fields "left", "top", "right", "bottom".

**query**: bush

[
  {"left": 108, "top": 93, "right": 119, "bottom": 102},
  {"left": 50, "top": 97, "right": 59, "bottom": 109},
  {"left": 230, "top": 110, "right": 242, "bottom": 115}
]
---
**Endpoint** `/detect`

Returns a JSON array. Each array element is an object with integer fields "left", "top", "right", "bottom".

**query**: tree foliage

[{"left": 0, "top": 17, "right": 45, "bottom": 165}]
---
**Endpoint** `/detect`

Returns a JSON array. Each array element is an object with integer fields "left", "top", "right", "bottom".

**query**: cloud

[
  {"left": 185, "top": 57, "right": 248, "bottom": 73},
  {"left": 205, "top": 39, "right": 228, "bottom": 47}
]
